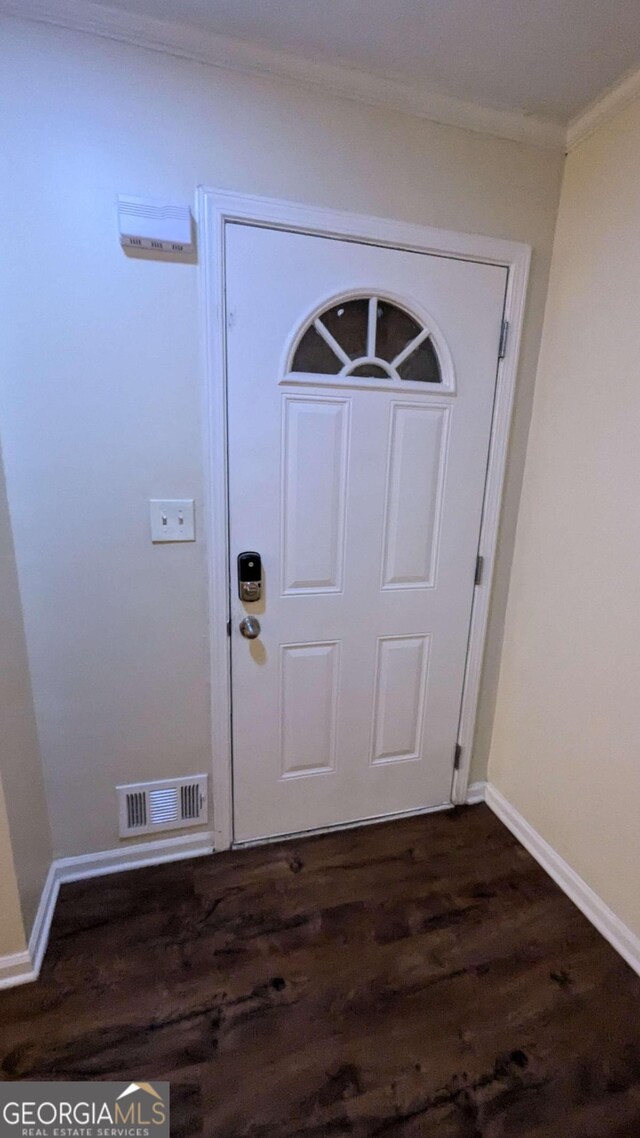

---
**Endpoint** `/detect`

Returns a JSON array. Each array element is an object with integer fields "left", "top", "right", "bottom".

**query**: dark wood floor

[{"left": 1, "top": 805, "right": 640, "bottom": 1136}]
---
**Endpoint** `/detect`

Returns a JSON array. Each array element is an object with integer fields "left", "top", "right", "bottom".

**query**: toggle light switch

[{"left": 149, "top": 499, "right": 195, "bottom": 543}]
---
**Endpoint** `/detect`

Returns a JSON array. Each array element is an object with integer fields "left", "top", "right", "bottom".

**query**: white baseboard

[
  {"left": 0, "top": 829, "right": 215, "bottom": 989},
  {"left": 28, "top": 860, "right": 60, "bottom": 976},
  {"left": 54, "top": 828, "right": 215, "bottom": 883},
  {"left": 465, "top": 780, "right": 486, "bottom": 805},
  {"left": 486, "top": 783, "right": 640, "bottom": 978},
  {"left": 0, "top": 949, "right": 37, "bottom": 991}
]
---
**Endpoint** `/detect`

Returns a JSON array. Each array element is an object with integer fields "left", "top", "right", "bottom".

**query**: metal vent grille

[
  {"left": 181, "top": 783, "right": 200, "bottom": 820},
  {"left": 149, "top": 787, "right": 180, "bottom": 826},
  {"left": 126, "top": 791, "right": 147, "bottom": 830},
  {"left": 117, "top": 775, "right": 208, "bottom": 838}
]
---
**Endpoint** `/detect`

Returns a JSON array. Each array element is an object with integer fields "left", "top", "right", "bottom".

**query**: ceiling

[{"left": 88, "top": 0, "right": 640, "bottom": 125}]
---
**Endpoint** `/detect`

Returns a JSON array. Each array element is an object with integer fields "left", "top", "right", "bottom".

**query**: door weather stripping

[
  {"left": 498, "top": 319, "right": 510, "bottom": 359},
  {"left": 453, "top": 743, "right": 462, "bottom": 771},
  {"left": 475, "top": 554, "right": 484, "bottom": 587}
]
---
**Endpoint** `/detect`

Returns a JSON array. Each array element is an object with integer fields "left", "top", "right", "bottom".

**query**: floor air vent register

[{"left": 117, "top": 775, "right": 208, "bottom": 837}]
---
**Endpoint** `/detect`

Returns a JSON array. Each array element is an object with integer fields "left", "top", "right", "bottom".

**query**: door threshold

[{"left": 232, "top": 800, "right": 453, "bottom": 849}]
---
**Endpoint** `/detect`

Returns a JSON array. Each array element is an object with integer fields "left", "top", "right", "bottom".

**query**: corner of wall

[
  {"left": 0, "top": 776, "right": 29, "bottom": 982},
  {"left": 0, "top": 437, "right": 54, "bottom": 940}
]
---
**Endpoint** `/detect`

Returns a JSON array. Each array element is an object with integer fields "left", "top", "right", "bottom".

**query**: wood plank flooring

[{"left": 1, "top": 805, "right": 640, "bottom": 1136}]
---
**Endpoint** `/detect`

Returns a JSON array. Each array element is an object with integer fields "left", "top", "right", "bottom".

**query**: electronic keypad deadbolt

[{"left": 238, "top": 551, "right": 262, "bottom": 603}]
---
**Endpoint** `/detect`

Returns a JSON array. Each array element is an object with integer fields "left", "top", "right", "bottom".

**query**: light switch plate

[{"left": 149, "top": 499, "right": 195, "bottom": 543}]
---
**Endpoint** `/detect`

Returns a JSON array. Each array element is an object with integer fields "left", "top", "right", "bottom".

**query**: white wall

[
  {"left": 489, "top": 94, "right": 640, "bottom": 940},
  {"left": 0, "top": 16, "right": 563, "bottom": 857},
  {"left": 0, "top": 440, "right": 51, "bottom": 936}
]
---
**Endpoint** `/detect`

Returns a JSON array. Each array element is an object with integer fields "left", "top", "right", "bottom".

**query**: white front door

[{"left": 226, "top": 223, "right": 507, "bottom": 843}]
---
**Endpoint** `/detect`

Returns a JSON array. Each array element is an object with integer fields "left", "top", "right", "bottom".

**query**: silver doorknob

[{"left": 239, "top": 615, "right": 261, "bottom": 640}]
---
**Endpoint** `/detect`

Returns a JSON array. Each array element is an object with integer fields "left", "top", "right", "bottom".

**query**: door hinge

[
  {"left": 474, "top": 554, "right": 484, "bottom": 586},
  {"left": 226, "top": 619, "right": 232, "bottom": 637},
  {"left": 498, "top": 319, "right": 510, "bottom": 360},
  {"left": 454, "top": 743, "right": 462, "bottom": 771}
]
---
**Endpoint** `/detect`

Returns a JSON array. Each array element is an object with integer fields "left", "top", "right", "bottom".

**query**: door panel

[
  {"left": 225, "top": 223, "right": 507, "bottom": 842},
  {"left": 371, "top": 634, "right": 430, "bottom": 764},
  {"left": 280, "top": 641, "right": 340, "bottom": 778},
  {"left": 281, "top": 396, "right": 349, "bottom": 594},
  {"left": 381, "top": 402, "right": 449, "bottom": 589}
]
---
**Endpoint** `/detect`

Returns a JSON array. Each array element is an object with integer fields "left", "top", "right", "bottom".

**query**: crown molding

[
  {"left": 0, "top": 0, "right": 566, "bottom": 151},
  {"left": 567, "top": 63, "right": 640, "bottom": 151}
]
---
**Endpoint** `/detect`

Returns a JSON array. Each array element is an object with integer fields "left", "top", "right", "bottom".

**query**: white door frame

[{"left": 198, "top": 187, "right": 531, "bottom": 851}]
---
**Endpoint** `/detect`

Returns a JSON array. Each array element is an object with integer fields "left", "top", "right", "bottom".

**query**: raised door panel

[
  {"left": 281, "top": 397, "right": 350, "bottom": 594},
  {"left": 381, "top": 403, "right": 450, "bottom": 589},
  {"left": 280, "top": 641, "right": 340, "bottom": 778},
  {"left": 371, "top": 635, "right": 430, "bottom": 764}
]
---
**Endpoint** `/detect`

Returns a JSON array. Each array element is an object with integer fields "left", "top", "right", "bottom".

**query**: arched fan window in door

[{"left": 290, "top": 296, "right": 442, "bottom": 384}]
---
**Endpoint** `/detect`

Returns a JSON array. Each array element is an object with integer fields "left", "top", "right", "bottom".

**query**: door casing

[{"left": 198, "top": 188, "right": 531, "bottom": 851}]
